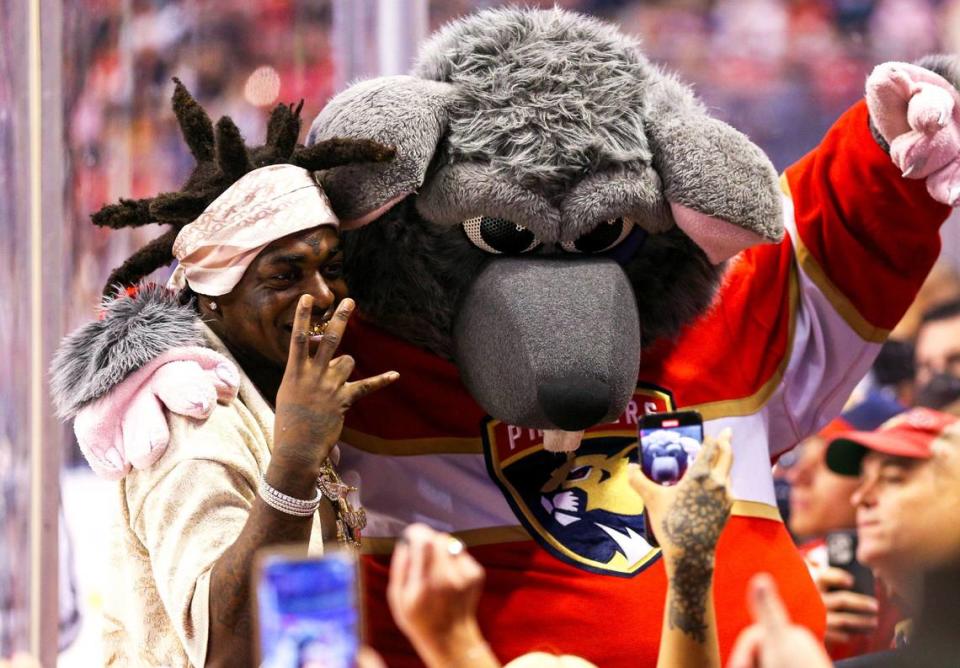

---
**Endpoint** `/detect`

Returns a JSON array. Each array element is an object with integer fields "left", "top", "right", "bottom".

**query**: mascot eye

[
  {"left": 462, "top": 216, "right": 541, "bottom": 255},
  {"left": 561, "top": 217, "right": 635, "bottom": 254}
]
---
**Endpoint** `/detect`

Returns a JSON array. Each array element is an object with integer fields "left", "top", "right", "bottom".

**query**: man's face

[
  {"left": 853, "top": 449, "right": 960, "bottom": 577},
  {"left": 785, "top": 437, "right": 859, "bottom": 539},
  {"left": 915, "top": 314, "right": 960, "bottom": 387},
  {"left": 208, "top": 227, "right": 347, "bottom": 368}
]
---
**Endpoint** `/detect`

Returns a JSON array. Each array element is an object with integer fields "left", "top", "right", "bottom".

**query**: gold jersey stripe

[
  {"left": 361, "top": 525, "right": 532, "bottom": 555},
  {"left": 684, "top": 261, "right": 800, "bottom": 421},
  {"left": 780, "top": 173, "right": 889, "bottom": 343},
  {"left": 341, "top": 427, "right": 483, "bottom": 456},
  {"left": 731, "top": 499, "right": 783, "bottom": 522}
]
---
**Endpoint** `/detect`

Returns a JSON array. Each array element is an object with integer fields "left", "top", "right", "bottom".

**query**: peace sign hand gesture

[{"left": 273, "top": 295, "right": 398, "bottom": 477}]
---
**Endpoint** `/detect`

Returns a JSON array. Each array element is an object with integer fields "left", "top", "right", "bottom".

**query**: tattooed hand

[
  {"left": 629, "top": 428, "right": 734, "bottom": 643},
  {"left": 273, "top": 295, "right": 398, "bottom": 479}
]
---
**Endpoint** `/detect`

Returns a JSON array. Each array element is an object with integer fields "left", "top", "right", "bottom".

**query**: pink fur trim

[{"left": 72, "top": 347, "right": 239, "bottom": 479}]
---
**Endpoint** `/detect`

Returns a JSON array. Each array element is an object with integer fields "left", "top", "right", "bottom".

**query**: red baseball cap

[{"left": 825, "top": 407, "right": 960, "bottom": 476}]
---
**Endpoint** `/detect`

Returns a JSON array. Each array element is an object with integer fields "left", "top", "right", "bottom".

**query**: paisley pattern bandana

[{"left": 168, "top": 164, "right": 338, "bottom": 296}]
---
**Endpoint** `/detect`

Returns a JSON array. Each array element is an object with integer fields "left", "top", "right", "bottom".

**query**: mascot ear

[
  {"left": 307, "top": 75, "right": 454, "bottom": 228},
  {"left": 645, "top": 74, "right": 784, "bottom": 263}
]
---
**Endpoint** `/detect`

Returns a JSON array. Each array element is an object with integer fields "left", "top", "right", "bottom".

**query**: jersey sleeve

[
  {"left": 768, "top": 100, "right": 951, "bottom": 453},
  {"left": 665, "top": 101, "right": 951, "bottom": 457}
]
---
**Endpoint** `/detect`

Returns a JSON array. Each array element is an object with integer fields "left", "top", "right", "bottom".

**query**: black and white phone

[
  {"left": 254, "top": 548, "right": 361, "bottom": 668},
  {"left": 826, "top": 530, "right": 875, "bottom": 598},
  {"left": 638, "top": 410, "right": 704, "bottom": 545}
]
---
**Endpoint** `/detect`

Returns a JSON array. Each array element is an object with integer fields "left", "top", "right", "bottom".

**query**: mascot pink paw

[
  {"left": 867, "top": 62, "right": 960, "bottom": 205},
  {"left": 73, "top": 347, "right": 239, "bottom": 479}
]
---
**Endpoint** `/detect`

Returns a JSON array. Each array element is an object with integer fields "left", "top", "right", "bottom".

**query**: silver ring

[{"left": 446, "top": 537, "right": 465, "bottom": 556}]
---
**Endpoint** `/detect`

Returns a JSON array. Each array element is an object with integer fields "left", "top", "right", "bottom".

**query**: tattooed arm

[
  {"left": 629, "top": 429, "right": 734, "bottom": 668},
  {"left": 206, "top": 297, "right": 397, "bottom": 665}
]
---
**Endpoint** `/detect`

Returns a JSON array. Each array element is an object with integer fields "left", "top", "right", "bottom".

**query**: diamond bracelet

[{"left": 258, "top": 474, "right": 322, "bottom": 517}]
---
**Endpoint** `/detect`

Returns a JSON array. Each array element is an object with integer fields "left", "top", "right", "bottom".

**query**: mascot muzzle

[{"left": 454, "top": 257, "right": 641, "bottom": 443}]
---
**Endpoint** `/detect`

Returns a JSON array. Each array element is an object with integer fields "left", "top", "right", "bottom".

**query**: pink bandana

[{"left": 168, "top": 164, "right": 338, "bottom": 296}]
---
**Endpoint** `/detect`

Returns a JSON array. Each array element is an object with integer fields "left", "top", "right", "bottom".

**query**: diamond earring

[{"left": 209, "top": 301, "right": 218, "bottom": 311}]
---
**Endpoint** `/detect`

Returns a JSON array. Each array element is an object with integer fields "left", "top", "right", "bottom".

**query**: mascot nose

[
  {"left": 453, "top": 257, "right": 641, "bottom": 431},
  {"left": 538, "top": 377, "right": 610, "bottom": 431}
]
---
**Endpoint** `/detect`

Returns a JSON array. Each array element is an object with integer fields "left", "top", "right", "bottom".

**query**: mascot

[{"left": 52, "top": 8, "right": 960, "bottom": 666}]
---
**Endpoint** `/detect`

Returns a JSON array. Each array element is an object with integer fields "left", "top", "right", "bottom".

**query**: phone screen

[
  {"left": 256, "top": 551, "right": 359, "bottom": 668},
  {"left": 639, "top": 411, "right": 704, "bottom": 486}
]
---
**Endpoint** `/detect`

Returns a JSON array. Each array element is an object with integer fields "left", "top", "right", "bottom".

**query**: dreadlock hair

[{"left": 92, "top": 78, "right": 394, "bottom": 298}]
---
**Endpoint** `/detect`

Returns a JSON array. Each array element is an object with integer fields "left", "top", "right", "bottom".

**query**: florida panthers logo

[{"left": 482, "top": 386, "right": 674, "bottom": 577}]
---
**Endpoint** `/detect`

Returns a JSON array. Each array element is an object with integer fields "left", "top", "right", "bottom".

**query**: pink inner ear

[
  {"left": 340, "top": 193, "right": 411, "bottom": 230},
  {"left": 670, "top": 202, "right": 770, "bottom": 264}
]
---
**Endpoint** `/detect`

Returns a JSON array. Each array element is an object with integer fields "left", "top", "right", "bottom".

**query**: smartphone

[
  {"left": 638, "top": 410, "right": 704, "bottom": 546},
  {"left": 826, "top": 530, "right": 875, "bottom": 597},
  {"left": 254, "top": 548, "right": 360, "bottom": 668},
  {"left": 639, "top": 410, "right": 704, "bottom": 486}
]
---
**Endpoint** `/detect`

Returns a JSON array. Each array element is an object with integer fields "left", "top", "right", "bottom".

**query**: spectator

[
  {"left": 385, "top": 431, "right": 736, "bottom": 668},
  {"left": 728, "top": 573, "right": 833, "bottom": 668},
  {"left": 387, "top": 523, "right": 596, "bottom": 668},
  {"left": 869, "top": 341, "right": 916, "bottom": 408},
  {"left": 387, "top": 524, "right": 501, "bottom": 668},
  {"left": 913, "top": 300, "right": 960, "bottom": 411},
  {"left": 782, "top": 393, "right": 904, "bottom": 658},
  {"left": 729, "top": 407, "right": 960, "bottom": 668},
  {"left": 825, "top": 408, "right": 960, "bottom": 653}
]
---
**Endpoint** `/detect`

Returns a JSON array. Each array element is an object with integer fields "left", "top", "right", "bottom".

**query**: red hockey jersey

[{"left": 338, "top": 101, "right": 950, "bottom": 667}]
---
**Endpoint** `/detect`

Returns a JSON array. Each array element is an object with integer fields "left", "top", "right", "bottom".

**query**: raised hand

[
  {"left": 386, "top": 524, "right": 499, "bottom": 668},
  {"left": 867, "top": 61, "right": 960, "bottom": 205},
  {"left": 629, "top": 429, "right": 733, "bottom": 644},
  {"left": 812, "top": 566, "right": 879, "bottom": 646},
  {"left": 727, "top": 574, "right": 833, "bottom": 668},
  {"left": 272, "top": 295, "right": 398, "bottom": 476}
]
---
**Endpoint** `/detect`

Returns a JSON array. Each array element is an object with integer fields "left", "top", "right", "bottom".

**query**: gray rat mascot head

[{"left": 308, "top": 7, "right": 782, "bottom": 447}]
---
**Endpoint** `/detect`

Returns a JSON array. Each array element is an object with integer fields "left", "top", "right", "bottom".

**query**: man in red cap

[
  {"left": 781, "top": 392, "right": 904, "bottom": 659},
  {"left": 825, "top": 408, "right": 960, "bottom": 650}
]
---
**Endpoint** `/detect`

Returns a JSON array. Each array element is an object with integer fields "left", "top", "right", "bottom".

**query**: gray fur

[
  {"left": 307, "top": 76, "right": 455, "bottom": 222},
  {"left": 415, "top": 162, "right": 561, "bottom": 241},
  {"left": 644, "top": 73, "right": 784, "bottom": 243},
  {"left": 415, "top": 7, "right": 654, "bottom": 202},
  {"left": 308, "top": 7, "right": 779, "bottom": 432},
  {"left": 50, "top": 284, "right": 203, "bottom": 418},
  {"left": 560, "top": 165, "right": 674, "bottom": 239}
]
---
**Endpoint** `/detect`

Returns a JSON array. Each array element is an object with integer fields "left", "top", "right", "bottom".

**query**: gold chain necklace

[{"left": 317, "top": 458, "right": 366, "bottom": 549}]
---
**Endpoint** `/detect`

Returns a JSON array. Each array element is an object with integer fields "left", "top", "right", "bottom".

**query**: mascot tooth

[{"left": 53, "top": 7, "right": 960, "bottom": 667}]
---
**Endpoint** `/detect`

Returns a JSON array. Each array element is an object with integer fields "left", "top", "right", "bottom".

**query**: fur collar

[{"left": 50, "top": 284, "right": 205, "bottom": 418}]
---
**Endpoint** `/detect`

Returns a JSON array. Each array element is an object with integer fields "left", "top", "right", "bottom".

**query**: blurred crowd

[
  {"left": 774, "top": 265, "right": 960, "bottom": 662},
  {"left": 57, "top": 0, "right": 960, "bottom": 348}
]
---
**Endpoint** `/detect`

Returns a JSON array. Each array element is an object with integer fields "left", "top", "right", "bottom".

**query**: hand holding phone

[
  {"left": 629, "top": 425, "right": 733, "bottom": 560},
  {"left": 811, "top": 532, "right": 880, "bottom": 645}
]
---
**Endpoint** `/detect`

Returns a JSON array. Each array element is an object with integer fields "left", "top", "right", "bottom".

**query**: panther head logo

[
  {"left": 538, "top": 444, "right": 653, "bottom": 571},
  {"left": 482, "top": 387, "right": 674, "bottom": 576}
]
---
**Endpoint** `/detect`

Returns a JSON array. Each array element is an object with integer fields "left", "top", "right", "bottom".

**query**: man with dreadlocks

[{"left": 51, "top": 83, "right": 397, "bottom": 666}]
